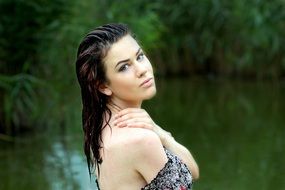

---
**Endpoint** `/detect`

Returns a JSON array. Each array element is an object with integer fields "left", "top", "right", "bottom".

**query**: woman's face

[{"left": 102, "top": 35, "right": 156, "bottom": 107}]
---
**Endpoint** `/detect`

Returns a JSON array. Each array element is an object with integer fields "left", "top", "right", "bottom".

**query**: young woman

[{"left": 76, "top": 23, "right": 199, "bottom": 190}]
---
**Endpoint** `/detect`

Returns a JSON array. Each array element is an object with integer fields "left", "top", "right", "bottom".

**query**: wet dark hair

[{"left": 75, "top": 23, "right": 130, "bottom": 176}]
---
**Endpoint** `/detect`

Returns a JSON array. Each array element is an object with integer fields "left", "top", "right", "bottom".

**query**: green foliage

[
  {"left": 154, "top": 0, "right": 285, "bottom": 77},
  {"left": 1, "top": 0, "right": 285, "bottom": 135},
  {"left": 0, "top": 0, "right": 69, "bottom": 134},
  {"left": 0, "top": 74, "right": 47, "bottom": 134},
  {"left": 0, "top": 0, "right": 68, "bottom": 74},
  {"left": 100, "top": 0, "right": 164, "bottom": 50},
  {"left": 219, "top": 0, "right": 285, "bottom": 75}
]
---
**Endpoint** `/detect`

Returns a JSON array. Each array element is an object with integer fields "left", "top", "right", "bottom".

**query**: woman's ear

[{"left": 98, "top": 84, "right": 112, "bottom": 96}]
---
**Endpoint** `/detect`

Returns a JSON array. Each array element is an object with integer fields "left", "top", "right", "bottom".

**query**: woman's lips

[{"left": 140, "top": 78, "right": 153, "bottom": 87}]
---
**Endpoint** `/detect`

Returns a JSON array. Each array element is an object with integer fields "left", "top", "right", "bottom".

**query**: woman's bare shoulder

[
  {"left": 107, "top": 127, "right": 164, "bottom": 159},
  {"left": 114, "top": 128, "right": 167, "bottom": 168},
  {"left": 102, "top": 127, "right": 168, "bottom": 183},
  {"left": 116, "top": 127, "right": 161, "bottom": 146}
]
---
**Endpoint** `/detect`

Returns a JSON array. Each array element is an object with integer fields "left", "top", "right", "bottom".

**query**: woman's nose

[{"left": 135, "top": 62, "right": 147, "bottom": 77}]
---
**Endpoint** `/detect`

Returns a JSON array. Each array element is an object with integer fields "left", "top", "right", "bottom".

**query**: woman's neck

[{"left": 107, "top": 101, "right": 122, "bottom": 114}]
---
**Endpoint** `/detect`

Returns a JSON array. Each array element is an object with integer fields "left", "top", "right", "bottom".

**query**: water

[
  {"left": 0, "top": 133, "right": 96, "bottom": 190},
  {"left": 0, "top": 78, "right": 284, "bottom": 190}
]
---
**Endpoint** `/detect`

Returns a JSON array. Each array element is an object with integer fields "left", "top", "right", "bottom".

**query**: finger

[
  {"left": 115, "top": 108, "right": 145, "bottom": 119},
  {"left": 116, "top": 121, "right": 128, "bottom": 128},
  {"left": 115, "top": 118, "right": 143, "bottom": 127},
  {"left": 117, "top": 118, "right": 154, "bottom": 128},
  {"left": 116, "top": 118, "right": 140, "bottom": 128},
  {"left": 126, "top": 122, "right": 153, "bottom": 130},
  {"left": 114, "top": 112, "right": 148, "bottom": 125}
]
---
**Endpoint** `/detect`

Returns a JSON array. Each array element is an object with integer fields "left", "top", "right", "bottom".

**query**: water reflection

[
  {"left": 44, "top": 140, "right": 95, "bottom": 190},
  {"left": 0, "top": 78, "right": 284, "bottom": 190},
  {"left": 0, "top": 134, "right": 97, "bottom": 190}
]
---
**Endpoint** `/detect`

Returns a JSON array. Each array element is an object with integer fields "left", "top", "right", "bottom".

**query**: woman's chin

[{"left": 143, "top": 88, "right": 157, "bottom": 100}]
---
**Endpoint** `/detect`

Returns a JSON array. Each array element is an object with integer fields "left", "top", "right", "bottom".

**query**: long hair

[{"left": 75, "top": 23, "right": 130, "bottom": 176}]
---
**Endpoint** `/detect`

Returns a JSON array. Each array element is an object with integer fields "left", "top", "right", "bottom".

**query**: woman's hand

[
  {"left": 113, "top": 108, "right": 155, "bottom": 130},
  {"left": 113, "top": 108, "right": 173, "bottom": 143}
]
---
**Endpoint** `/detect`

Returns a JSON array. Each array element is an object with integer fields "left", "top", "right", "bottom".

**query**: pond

[{"left": 0, "top": 78, "right": 284, "bottom": 190}]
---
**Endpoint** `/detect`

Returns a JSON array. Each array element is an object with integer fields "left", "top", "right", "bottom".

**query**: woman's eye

[
  {"left": 118, "top": 64, "right": 129, "bottom": 72},
  {"left": 137, "top": 53, "right": 144, "bottom": 62}
]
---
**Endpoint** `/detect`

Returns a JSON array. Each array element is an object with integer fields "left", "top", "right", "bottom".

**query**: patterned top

[
  {"left": 141, "top": 148, "right": 193, "bottom": 190},
  {"left": 96, "top": 148, "right": 193, "bottom": 190}
]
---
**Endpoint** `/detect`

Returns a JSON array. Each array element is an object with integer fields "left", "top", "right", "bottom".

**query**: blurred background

[{"left": 0, "top": 0, "right": 285, "bottom": 189}]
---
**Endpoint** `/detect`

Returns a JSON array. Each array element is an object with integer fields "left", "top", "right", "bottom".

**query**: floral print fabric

[{"left": 141, "top": 148, "right": 193, "bottom": 190}]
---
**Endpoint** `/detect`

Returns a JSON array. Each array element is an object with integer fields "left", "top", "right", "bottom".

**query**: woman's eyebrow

[
  {"left": 115, "top": 58, "right": 129, "bottom": 68},
  {"left": 135, "top": 48, "right": 141, "bottom": 56},
  {"left": 115, "top": 48, "right": 141, "bottom": 68}
]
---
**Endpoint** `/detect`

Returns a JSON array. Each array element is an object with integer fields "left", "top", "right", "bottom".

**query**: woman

[{"left": 76, "top": 23, "right": 199, "bottom": 190}]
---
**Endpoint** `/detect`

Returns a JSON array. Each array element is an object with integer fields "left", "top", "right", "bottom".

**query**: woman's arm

[
  {"left": 127, "top": 128, "right": 169, "bottom": 183},
  {"left": 154, "top": 124, "right": 199, "bottom": 180},
  {"left": 114, "top": 108, "right": 199, "bottom": 180}
]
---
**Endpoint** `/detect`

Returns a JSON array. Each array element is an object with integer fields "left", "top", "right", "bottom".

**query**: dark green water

[{"left": 1, "top": 78, "right": 285, "bottom": 190}]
